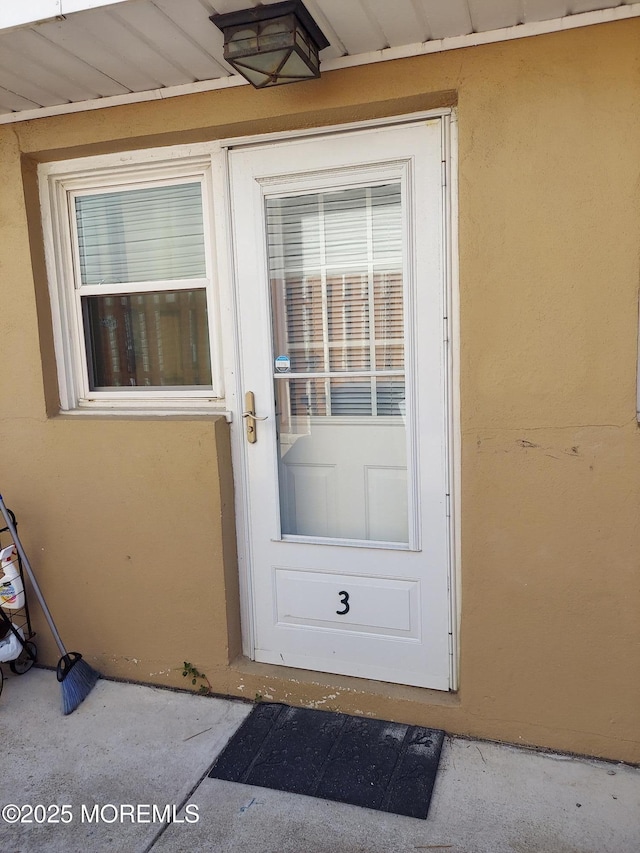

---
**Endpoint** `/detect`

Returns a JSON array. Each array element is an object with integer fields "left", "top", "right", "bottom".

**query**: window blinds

[
  {"left": 267, "top": 183, "right": 405, "bottom": 417},
  {"left": 75, "top": 182, "right": 206, "bottom": 285}
]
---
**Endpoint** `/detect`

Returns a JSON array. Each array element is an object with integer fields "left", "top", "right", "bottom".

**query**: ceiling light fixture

[{"left": 210, "top": 1, "right": 330, "bottom": 89}]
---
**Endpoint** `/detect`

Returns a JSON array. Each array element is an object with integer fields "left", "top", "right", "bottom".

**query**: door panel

[
  {"left": 274, "top": 569, "right": 420, "bottom": 636},
  {"left": 277, "top": 416, "right": 408, "bottom": 541},
  {"left": 230, "top": 120, "right": 451, "bottom": 689}
]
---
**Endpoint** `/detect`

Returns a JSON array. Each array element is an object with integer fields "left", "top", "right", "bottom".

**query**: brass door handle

[{"left": 243, "top": 391, "right": 268, "bottom": 443}]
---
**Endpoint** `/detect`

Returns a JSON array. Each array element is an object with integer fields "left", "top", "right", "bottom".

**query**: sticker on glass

[{"left": 275, "top": 355, "right": 291, "bottom": 373}]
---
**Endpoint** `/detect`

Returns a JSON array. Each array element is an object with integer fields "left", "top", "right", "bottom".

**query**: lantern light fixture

[{"left": 210, "top": 1, "right": 330, "bottom": 89}]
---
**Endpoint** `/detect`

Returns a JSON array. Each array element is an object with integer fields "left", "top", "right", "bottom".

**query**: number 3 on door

[{"left": 336, "top": 590, "right": 350, "bottom": 616}]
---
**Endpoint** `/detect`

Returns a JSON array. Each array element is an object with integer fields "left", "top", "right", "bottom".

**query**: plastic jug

[
  {"left": 0, "top": 623, "right": 24, "bottom": 662},
  {"left": 0, "top": 545, "right": 25, "bottom": 610}
]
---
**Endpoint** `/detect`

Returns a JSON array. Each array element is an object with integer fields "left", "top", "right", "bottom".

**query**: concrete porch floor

[{"left": 0, "top": 668, "right": 637, "bottom": 853}]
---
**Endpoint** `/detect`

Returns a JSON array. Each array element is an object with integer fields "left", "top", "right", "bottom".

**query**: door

[{"left": 229, "top": 119, "right": 452, "bottom": 689}]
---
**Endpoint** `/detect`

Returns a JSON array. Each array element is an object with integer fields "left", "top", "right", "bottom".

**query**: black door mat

[{"left": 208, "top": 703, "right": 445, "bottom": 820}]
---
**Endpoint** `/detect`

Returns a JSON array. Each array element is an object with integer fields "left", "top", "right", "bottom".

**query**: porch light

[{"left": 210, "top": 1, "right": 329, "bottom": 89}]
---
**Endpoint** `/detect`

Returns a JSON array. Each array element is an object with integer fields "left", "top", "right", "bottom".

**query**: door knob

[{"left": 242, "top": 391, "right": 268, "bottom": 444}]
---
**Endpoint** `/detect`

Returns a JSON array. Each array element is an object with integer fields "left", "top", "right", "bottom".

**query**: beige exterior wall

[{"left": 1, "top": 19, "right": 639, "bottom": 763}]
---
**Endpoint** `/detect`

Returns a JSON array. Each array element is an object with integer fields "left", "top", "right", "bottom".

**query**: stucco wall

[{"left": 1, "top": 18, "right": 638, "bottom": 763}]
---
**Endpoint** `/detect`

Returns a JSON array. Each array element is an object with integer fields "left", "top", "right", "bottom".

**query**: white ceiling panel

[
  {"left": 112, "top": 1, "right": 224, "bottom": 82},
  {"left": 151, "top": 0, "right": 231, "bottom": 76},
  {"left": 0, "top": 41, "right": 100, "bottom": 102},
  {"left": 417, "top": 0, "right": 473, "bottom": 40},
  {"left": 522, "top": 0, "right": 570, "bottom": 23},
  {"left": 364, "top": 0, "right": 431, "bottom": 46},
  {"left": 209, "top": 0, "right": 267, "bottom": 14},
  {"left": 569, "top": 0, "right": 622, "bottom": 11},
  {"left": 33, "top": 16, "right": 157, "bottom": 92},
  {"left": 303, "top": 0, "right": 347, "bottom": 58},
  {"left": 312, "top": 0, "right": 387, "bottom": 54},
  {"left": 9, "top": 28, "right": 129, "bottom": 97},
  {"left": 0, "top": 59, "right": 66, "bottom": 107},
  {"left": 468, "top": 0, "right": 523, "bottom": 32},
  {"left": 0, "top": 0, "right": 638, "bottom": 120},
  {"left": 73, "top": 6, "right": 184, "bottom": 88},
  {"left": 0, "top": 87, "right": 42, "bottom": 112}
]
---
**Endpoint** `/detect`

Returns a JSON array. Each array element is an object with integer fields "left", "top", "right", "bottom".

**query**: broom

[{"left": 0, "top": 494, "right": 99, "bottom": 714}]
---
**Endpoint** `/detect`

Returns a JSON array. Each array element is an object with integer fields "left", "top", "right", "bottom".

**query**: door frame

[{"left": 212, "top": 108, "right": 461, "bottom": 690}]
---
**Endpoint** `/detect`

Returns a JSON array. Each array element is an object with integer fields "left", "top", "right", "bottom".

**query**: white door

[{"left": 229, "top": 119, "right": 452, "bottom": 689}]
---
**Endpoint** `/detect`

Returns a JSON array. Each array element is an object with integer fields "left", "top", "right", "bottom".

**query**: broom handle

[{"left": 0, "top": 495, "right": 68, "bottom": 658}]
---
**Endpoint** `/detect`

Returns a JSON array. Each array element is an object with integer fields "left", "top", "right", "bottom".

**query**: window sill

[{"left": 55, "top": 406, "right": 233, "bottom": 422}]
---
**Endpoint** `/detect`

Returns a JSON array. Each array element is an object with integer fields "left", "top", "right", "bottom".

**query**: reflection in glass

[
  {"left": 267, "top": 184, "right": 410, "bottom": 543},
  {"left": 83, "top": 290, "right": 212, "bottom": 390}
]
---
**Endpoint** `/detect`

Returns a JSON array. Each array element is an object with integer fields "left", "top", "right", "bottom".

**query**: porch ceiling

[{"left": 0, "top": 0, "right": 638, "bottom": 123}]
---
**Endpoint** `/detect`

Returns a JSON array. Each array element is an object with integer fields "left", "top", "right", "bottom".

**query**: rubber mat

[{"left": 208, "top": 703, "right": 445, "bottom": 819}]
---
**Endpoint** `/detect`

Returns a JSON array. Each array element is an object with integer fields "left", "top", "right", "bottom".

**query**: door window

[{"left": 267, "top": 183, "right": 410, "bottom": 543}]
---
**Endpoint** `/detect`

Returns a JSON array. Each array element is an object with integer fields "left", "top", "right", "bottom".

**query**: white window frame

[{"left": 40, "top": 151, "right": 225, "bottom": 412}]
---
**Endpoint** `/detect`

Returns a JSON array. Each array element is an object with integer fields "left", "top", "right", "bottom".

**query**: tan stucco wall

[{"left": 1, "top": 18, "right": 639, "bottom": 763}]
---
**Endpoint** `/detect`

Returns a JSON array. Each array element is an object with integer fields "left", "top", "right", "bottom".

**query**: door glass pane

[
  {"left": 82, "top": 289, "right": 212, "bottom": 389},
  {"left": 267, "top": 184, "right": 409, "bottom": 543}
]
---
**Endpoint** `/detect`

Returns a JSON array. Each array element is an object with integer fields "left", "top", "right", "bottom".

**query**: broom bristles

[{"left": 57, "top": 653, "right": 100, "bottom": 715}]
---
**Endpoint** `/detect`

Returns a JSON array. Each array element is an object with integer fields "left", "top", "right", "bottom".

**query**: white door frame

[{"left": 213, "top": 109, "right": 461, "bottom": 689}]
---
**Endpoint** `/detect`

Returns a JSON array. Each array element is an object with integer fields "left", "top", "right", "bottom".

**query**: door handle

[{"left": 242, "top": 391, "right": 268, "bottom": 444}]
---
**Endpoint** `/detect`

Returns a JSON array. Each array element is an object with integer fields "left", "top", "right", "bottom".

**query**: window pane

[
  {"left": 330, "top": 378, "right": 372, "bottom": 415},
  {"left": 376, "top": 377, "right": 406, "bottom": 416},
  {"left": 83, "top": 290, "right": 212, "bottom": 389},
  {"left": 268, "top": 183, "right": 408, "bottom": 542},
  {"left": 327, "top": 273, "right": 369, "bottom": 343},
  {"left": 278, "top": 275, "right": 324, "bottom": 345},
  {"left": 266, "top": 184, "right": 402, "bottom": 276},
  {"left": 75, "top": 183, "right": 206, "bottom": 285},
  {"left": 267, "top": 186, "right": 404, "bottom": 386},
  {"left": 286, "top": 377, "right": 327, "bottom": 416}
]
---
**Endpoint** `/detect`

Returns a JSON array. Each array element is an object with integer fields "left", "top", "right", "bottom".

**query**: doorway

[{"left": 228, "top": 117, "right": 455, "bottom": 689}]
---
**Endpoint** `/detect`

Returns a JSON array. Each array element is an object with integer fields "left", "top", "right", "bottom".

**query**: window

[{"left": 40, "top": 156, "right": 221, "bottom": 410}]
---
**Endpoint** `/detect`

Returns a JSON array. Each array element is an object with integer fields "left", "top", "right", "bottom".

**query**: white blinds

[
  {"left": 267, "top": 183, "right": 405, "bottom": 417},
  {"left": 267, "top": 184, "right": 402, "bottom": 273},
  {"left": 75, "top": 182, "right": 206, "bottom": 285}
]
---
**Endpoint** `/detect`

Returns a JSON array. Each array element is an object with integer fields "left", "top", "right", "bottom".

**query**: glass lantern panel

[
  {"left": 237, "top": 49, "right": 290, "bottom": 75},
  {"left": 226, "top": 27, "right": 259, "bottom": 57},
  {"left": 278, "top": 50, "right": 316, "bottom": 78}
]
